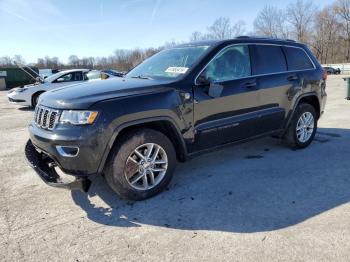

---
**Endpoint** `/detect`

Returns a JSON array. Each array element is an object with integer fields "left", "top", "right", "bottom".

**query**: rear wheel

[
  {"left": 284, "top": 103, "right": 317, "bottom": 149},
  {"left": 104, "top": 128, "right": 176, "bottom": 200}
]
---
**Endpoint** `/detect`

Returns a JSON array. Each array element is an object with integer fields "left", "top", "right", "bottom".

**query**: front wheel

[
  {"left": 284, "top": 103, "right": 317, "bottom": 149},
  {"left": 32, "top": 92, "right": 44, "bottom": 107},
  {"left": 104, "top": 128, "right": 176, "bottom": 201}
]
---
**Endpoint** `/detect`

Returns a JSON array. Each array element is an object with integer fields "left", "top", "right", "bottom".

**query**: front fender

[{"left": 90, "top": 89, "right": 193, "bottom": 173}]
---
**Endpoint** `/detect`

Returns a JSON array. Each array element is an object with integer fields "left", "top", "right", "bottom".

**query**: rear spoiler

[{"left": 14, "top": 62, "right": 45, "bottom": 83}]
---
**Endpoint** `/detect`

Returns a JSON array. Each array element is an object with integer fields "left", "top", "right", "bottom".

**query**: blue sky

[{"left": 0, "top": 0, "right": 334, "bottom": 63}]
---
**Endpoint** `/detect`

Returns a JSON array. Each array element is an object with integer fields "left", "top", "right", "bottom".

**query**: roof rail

[
  {"left": 235, "top": 35, "right": 297, "bottom": 43},
  {"left": 236, "top": 36, "right": 251, "bottom": 39}
]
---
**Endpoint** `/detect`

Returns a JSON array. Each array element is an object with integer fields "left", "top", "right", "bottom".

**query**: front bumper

[
  {"left": 7, "top": 90, "right": 31, "bottom": 106},
  {"left": 28, "top": 122, "right": 106, "bottom": 176},
  {"left": 25, "top": 140, "right": 91, "bottom": 192}
]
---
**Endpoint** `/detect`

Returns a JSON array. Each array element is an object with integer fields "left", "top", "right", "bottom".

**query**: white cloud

[
  {"left": 151, "top": 0, "right": 161, "bottom": 24},
  {"left": 0, "top": 0, "right": 63, "bottom": 24}
]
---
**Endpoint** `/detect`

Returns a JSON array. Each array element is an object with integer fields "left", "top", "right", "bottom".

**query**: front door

[
  {"left": 50, "top": 71, "right": 85, "bottom": 90},
  {"left": 193, "top": 44, "right": 261, "bottom": 150}
]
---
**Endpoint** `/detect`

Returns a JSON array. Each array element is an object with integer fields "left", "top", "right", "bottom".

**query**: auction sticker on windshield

[{"left": 165, "top": 67, "right": 189, "bottom": 74}]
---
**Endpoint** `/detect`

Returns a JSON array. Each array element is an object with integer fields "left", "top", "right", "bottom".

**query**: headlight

[
  {"left": 15, "top": 87, "right": 28, "bottom": 93},
  {"left": 59, "top": 110, "right": 98, "bottom": 125}
]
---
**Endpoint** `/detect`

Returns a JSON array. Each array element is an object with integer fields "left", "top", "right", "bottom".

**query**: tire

[
  {"left": 284, "top": 103, "right": 317, "bottom": 149},
  {"left": 32, "top": 92, "right": 44, "bottom": 107},
  {"left": 104, "top": 128, "right": 177, "bottom": 201}
]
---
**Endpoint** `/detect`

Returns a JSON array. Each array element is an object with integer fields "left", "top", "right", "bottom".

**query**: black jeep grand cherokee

[{"left": 25, "top": 37, "right": 327, "bottom": 200}]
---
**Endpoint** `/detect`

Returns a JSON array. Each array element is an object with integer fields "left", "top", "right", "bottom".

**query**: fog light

[{"left": 56, "top": 146, "right": 79, "bottom": 157}]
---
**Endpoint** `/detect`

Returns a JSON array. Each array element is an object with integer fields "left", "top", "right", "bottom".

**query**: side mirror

[
  {"left": 56, "top": 78, "right": 65, "bottom": 82},
  {"left": 197, "top": 75, "right": 211, "bottom": 86}
]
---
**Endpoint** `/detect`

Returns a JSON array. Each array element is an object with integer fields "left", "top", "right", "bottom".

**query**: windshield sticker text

[{"left": 165, "top": 67, "right": 189, "bottom": 74}]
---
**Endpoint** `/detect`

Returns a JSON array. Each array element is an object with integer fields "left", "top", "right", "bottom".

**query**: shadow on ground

[
  {"left": 71, "top": 128, "right": 350, "bottom": 232},
  {"left": 18, "top": 107, "right": 34, "bottom": 112}
]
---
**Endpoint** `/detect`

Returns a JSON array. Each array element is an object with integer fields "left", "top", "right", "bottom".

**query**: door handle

[
  {"left": 287, "top": 75, "right": 299, "bottom": 81},
  {"left": 242, "top": 81, "right": 257, "bottom": 88}
]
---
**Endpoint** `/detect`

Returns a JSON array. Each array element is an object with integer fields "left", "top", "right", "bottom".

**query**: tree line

[{"left": 0, "top": 0, "right": 349, "bottom": 71}]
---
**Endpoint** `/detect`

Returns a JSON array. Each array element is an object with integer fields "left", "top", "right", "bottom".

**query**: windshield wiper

[{"left": 130, "top": 75, "right": 153, "bottom": 80}]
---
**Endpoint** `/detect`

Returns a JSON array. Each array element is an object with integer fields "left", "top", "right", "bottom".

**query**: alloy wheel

[
  {"left": 124, "top": 143, "right": 168, "bottom": 191},
  {"left": 296, "top": 112, "right": 314, "bottom": 143}
]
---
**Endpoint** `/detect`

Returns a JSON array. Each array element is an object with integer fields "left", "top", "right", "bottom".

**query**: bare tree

[
  {"left": 254, "top": 6, "right": 289, "bottom": 38},
  {"left": 68, "top": 55, "right": 79, "bottom": 68},
  {"left": 189, "top": 17, "right": 246, "bottom": 41},
  {"left": 313, "top": 6, "right": 341, "bottom": 63},
  {"left": 334, "top": 0, "right": 350, "bottom": 61},
  {"left": 207, "top": 17, "right": 232, "bottom": 39},
  {"left": 287, "top": 0, "right": 316, "bottom": 43},
  {"left": 207, "top": 17, "right": 246, "bottom": 39},
  {"left": 36, "top": 58, "right": 45, "bottom": 68},
  {"left": 0, "top": 56, "right": 13, "bottom": 67},
  {"left": 13, "top": 55, "right": 25, "bottom": 65},
  {"left": 189, "top": 31, "right": 204, "bottom": 42},
  {"left": 231, "top": 20, "right": 246, "bottom": 37}
]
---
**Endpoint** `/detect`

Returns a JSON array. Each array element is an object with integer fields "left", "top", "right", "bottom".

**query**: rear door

[
  {"left": 282, "top": 45, "right": 319, "bottom": 106},
  {"left": 251, "top": 44, "right": 292, "bottom": 133},
  {"left": 193, "top": 44, "right": 262, "bottom": 150}
]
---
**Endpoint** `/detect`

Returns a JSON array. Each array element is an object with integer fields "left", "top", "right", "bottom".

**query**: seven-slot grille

[{"left": 34, "top": 106, "right": 59, "bottom": 130}]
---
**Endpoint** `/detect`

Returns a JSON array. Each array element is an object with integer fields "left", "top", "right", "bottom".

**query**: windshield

[
  {"left": 85, "top": 71, "right": 102, "bottom": 80},
  {"left": 126, "top": 46, "right": 209, "bottom": 79}
]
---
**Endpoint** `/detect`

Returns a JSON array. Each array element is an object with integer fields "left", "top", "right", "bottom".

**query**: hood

[
  {"left": 11, "top": 82, "right": 44, "bottom": 91},
  {"left": 39, "top": 77, "right": 174, "bottom": 109},
  {"left": 23, "top": 82, "right": 42, "bottom": 88}
]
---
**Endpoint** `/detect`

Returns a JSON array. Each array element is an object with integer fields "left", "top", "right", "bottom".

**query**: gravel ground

[{"left": 0, "top": 75, "right": 350, "bottom": 262}]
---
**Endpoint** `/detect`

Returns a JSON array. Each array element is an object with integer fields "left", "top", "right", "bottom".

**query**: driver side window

[
  {"left": 202, "top": 45, "right": 251, "bottom": 82},
  {"left": 55, "top": 73, "right": 73, "bottom": 83},
  {"left": 55, "top": 72, "right": 83, "bottom": 83}
]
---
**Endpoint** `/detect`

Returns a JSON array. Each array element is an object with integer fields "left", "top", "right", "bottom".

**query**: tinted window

[
  {"left": 72, "top": 72, "right": 83, "bottom": 81},
  {"left": 284, "top": 47, "right": 314, "bottom": 70},
  {"left": 254, "top": 45, "right": 287, "bottom": 75},
  {"left": 200, "top": 45, "right": 251, "bottom": 82}
]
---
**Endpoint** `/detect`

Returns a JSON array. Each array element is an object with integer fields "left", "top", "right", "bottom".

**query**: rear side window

[
  {"left": 284, "top": 47, "right": 314, "bottom": 71},
  {"left": 254, "top": 45, "right": 287, "bottom": 75}
]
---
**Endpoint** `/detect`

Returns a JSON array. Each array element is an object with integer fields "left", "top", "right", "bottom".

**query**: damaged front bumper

[{"left": 25, "top": 140, "right": 91, "bottom": 192}]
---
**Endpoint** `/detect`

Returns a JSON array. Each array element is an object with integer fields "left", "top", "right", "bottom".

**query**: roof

[
  {"left": 59, "top": 69, "right": 90, "bottom": 73},
  {"left": 176, "top": 36, "right": 303, "bottom": 48}
]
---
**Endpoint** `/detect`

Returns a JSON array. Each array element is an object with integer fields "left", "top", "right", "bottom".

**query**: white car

[{"left": 7, "top": 69, "right": 113, "bottom": 107}]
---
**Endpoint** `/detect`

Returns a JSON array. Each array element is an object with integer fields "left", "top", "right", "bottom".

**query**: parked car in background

[
  {"left": 86, "top": 70, "right": 118, "bottom": 80},
  {"left": 7, "top": 69, "right": 114, "bottom": 107},
  {"left": 324, "top": 66, "right": 341, "bottom": 75},
  {"left": 102, "top": 69, "right": 125, "bottom": 77},
  {"left": 25, "top": 37, "right": 327, "bottom": 201}
]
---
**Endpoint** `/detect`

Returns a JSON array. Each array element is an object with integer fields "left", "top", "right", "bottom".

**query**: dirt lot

[{"left": 1, "top": 76, "right": 350, "bottom": 262}]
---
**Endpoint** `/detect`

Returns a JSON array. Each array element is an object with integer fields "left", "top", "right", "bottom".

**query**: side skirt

[{"left": 186, "top": 129, "right": 285, "bottom": 160}]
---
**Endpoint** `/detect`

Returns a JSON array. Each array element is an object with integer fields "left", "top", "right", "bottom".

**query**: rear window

[
  {"left": 284, "top": 47, "right": 314, "bottom": 71},
  {"left": 254, "top": 45, "right": 287, "bottom": 75}
]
